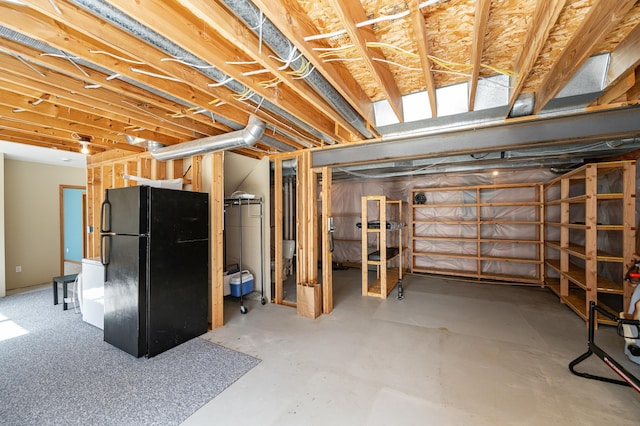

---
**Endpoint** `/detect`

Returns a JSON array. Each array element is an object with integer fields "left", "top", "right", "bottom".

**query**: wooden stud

[
  {"left": 210, "top": 151, "right": 225, "bottom": 329},
  {"left": 321, "top": 167, "right": 333, "bottom": 313},
  {"left": 274, "top": 158, "right": 284, "bottom": 305}
]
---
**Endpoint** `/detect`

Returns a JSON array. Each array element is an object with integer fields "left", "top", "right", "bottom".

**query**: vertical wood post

[
  {"left": 321, "top": 167, "right": 333, "bottom": 313},
  {"left": 210, "top": 151, "right": 225, "bottom": 329}
]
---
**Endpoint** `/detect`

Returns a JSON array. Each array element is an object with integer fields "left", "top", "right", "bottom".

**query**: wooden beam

[
  {"left": 605, "top": 23, "right": 640, "bottom": 88},
  {"left": 0, "top": 102, "right": 142, "bottom": 151},
  {"left": 321, "top": 167, "right": 333, "bottom": 314},
  {"left": 105, "top": 0, "right": 335, "bottom": 143},
  {"left": 534, "top": 0, "right": 637, "bottom": 114},
  {"left": 411, "top": 0, "right": 437, "bottom": 117},
  {"left": 0, "top": 69, "right": 213, "bottom": 141},
  {"left": 210, "top": 151, "right": 225, "bottom": 329},
  {"left": 592, "top": 71, "right": 635, "bottom": 106},
  {"left": 328, "top": 0, "right": 404, "bottom": 122},
  {"left": 468, "top": 0, "right": 492, "bottom": 112},
  {"left": 1, "top": 3, "right": 244, "bottom": 134},
  {"left": 176, "top": 0, "right": 364, "bottom": 140},
  {"left": 0, "top": 41, "right": 222, "bottom": 139},
  {"left": 274, "top": 158, "right": 284, "bottom": 304},
  {"left": 509, "top": 0, "right": 566, "bottom": 108},
  {"left": 250, "top": 0, "right": 376, "bottom": 128},
  {"left": 15, "top": 0, "right": 292, "bottom": 140},
  {"left": 0, "top": 88, "right": 177, "bottom": 145}
]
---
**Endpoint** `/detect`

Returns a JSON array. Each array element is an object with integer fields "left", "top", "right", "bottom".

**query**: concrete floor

[{"left": 186, "top": 269, "right": 640, "bottom": 425}]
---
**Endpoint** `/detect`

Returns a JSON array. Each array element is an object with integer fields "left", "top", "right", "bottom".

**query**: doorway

[{"left": 59, "top": 185, "right": 86, "bottom": 275}]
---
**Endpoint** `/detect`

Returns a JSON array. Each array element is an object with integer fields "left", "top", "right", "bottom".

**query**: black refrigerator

[{"left": 100, "top": 185, "right": 209, "bottom": 358}]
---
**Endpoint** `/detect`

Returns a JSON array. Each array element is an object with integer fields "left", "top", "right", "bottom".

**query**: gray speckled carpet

[{"left": 0, "top": 289, "right": 260, "bottom": 426}]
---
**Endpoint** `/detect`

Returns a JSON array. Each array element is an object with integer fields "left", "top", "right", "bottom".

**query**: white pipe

[{"left": 150, "top": 115, "right": 265, "bottom": 161}]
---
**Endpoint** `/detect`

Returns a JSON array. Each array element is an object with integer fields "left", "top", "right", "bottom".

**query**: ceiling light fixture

[{"left": 80, "top": 140, "right": 90, "bottom": 154}]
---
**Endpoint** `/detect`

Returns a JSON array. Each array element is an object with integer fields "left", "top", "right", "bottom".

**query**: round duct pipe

[{"left": 150, "top": 116, "right": 265, "bottom": 161}]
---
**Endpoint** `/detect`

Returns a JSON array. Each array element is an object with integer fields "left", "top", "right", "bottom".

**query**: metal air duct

[{"left": 150, "top": 116, "right": 265, "bottom": 161}]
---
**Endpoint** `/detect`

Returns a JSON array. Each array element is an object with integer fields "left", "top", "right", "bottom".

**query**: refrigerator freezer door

[
  {"left": 103, "top": 234, "right": 148, "bottom": 357},
  {"left": 105, "top": 186, "right": 149, "bottom": 236},
  {"left": 146, "top": 188, "right": 209, "bottom": 357}
]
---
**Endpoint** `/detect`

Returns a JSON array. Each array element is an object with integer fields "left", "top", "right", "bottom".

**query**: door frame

[{"left": 59, "top": 185, "right": 87, "bottom": 275}]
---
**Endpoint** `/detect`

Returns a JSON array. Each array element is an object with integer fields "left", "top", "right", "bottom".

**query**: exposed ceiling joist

[
  {"left": 509, "top": 0, "right": 566, "bottom": 109},
  {"left": 534, "top": 0, "right": 637, "bottom": 114},
  {"left": 0, "top": 0, "right": 638, "bottom": 168},
  {"left": 468, "top": 0, "right": 491, "bottom": 111},
  {"left": 328, "top": 0, "right": 403, "bottom": 121}
]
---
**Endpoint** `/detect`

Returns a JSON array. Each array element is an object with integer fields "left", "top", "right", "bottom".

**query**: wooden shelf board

[
  {"left": 479, "top": 272, "right": 541, "bottom": 284},
  {"left": 564, "top": 194, "right": 589, "bottom": 203},
  {"left": 413, "top": 236, "right": 477, "bottom": 243},
  {"left": 597, "top": 224, "right": 625, "bottom": 231},
  {"left": 545, "top": 277, "right": 561, "bottom": 297},
  {"left": 545, "top": 259, "right": 562, "bottom": 273},
  {"left": 561, "top": 290, "right": 618, "bottom": 326},
  {"left": 481, "top": 238, "right": 542, "bottom": 245},
  {"left": 413, "top": 203, "right": 477, "bottom": 208},
  {"left": 565, "top": 243, "right": 587, "bottom": 259},
  {"left": 366, "top": 269, "right": 399, "bottom": 298},
  {"left": 479, "top": 220, "right": 542, "bottom": 225},
  {"left": 412, "top": 251, "right": 477, "bottom": 260},
  {"left": 562, "top": 291, "right": 588, "bottom": 321},
  {"left": 561, "top": 264, "right": 624, "bottom": 294},
  {"left": 412, "top": 220, "right": 477, "bottom": 225},
  {"left": 479, "top": 255, "right": 542, "bottom": 264},
  {"left": 545, "top": 240, "right": 561, "bottom": 250},
  {"left": 478, "top": 202, "right": 542, "bottom": 207},
  {"left": 412, "top": 267, "right": 479, "bottom": 279}
]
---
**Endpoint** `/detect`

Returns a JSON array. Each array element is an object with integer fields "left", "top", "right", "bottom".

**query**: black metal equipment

[{"left": 568, "top": 301, "right": 640, "bottom": 393}]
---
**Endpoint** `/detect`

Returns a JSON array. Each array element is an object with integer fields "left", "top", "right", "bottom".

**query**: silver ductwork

[{"left": 150, "top": 116, "right": 265, "bottom": 161}]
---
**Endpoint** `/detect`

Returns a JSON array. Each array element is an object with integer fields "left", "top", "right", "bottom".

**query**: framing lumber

[
  {"left": 327, "top": 0, "right": 403, "bottom": 122},
  {"left": 176, "top": 0, "right": 362, "bottom": 140},
  {"left": 534, "top": 0, "right": 637, "bottom": 114},
  {"left": 468, "top": 0, "right": 492, "bottom": 111},
  {"left": 321, "top": 166, "right": 333, "bottom": 314},
  {"left": 210, "top": 151, "right": 225, "bottom": 329},
  {"left": 411, "top": 0, "right": 437, "bottom": 117},
  {"left": 605, "top": 22, "right": 640, "bottom": 87},
  {"left": 250, "top": 0, "right": 376, "bottom": 128},
  {"left": 508, "top": 0, "right": 565, "bottom": 108}
]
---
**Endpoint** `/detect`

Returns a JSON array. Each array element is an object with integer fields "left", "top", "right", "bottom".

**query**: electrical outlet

[{"left": 16, "top": 266, "right": 22, "bottom": 273}]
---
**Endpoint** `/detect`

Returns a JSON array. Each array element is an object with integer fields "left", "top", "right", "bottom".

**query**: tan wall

[{"left": 4, "top": 160, "right": 85, "bottom": 290}]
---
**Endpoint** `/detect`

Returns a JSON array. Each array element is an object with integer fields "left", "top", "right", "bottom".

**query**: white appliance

[{"left": 81, "top": 258, "right": 104, "bottom": 330}]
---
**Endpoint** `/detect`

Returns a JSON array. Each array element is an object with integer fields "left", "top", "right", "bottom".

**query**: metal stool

[{"left": 52, "top": 274, "right": 78, "bottom": 311}]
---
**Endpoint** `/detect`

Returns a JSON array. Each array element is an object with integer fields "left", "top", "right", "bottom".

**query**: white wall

[{"left": 3, "top": 159, "right": 85, "bottom": 291}]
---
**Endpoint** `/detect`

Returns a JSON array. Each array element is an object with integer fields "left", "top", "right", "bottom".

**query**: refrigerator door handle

[
  {"left": 100, "top": 234, "right": 111, "bottom": 281},
  {"left": 100, "top": 195, "right": 111, "bottom": 233}
]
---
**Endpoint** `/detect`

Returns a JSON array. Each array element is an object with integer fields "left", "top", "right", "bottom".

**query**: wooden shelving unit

[
  {"left": 361, "top": 196, "right": 405, "bottom": 298},
  {"left": 410, "top": 183, "right": 544, "bottom": 284},
  {"left": 543, "top": 160, "right": 636, "bottom": 326}
]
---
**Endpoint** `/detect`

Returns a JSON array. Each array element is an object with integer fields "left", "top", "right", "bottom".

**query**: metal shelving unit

[{"left": 224, "top": 196, "right": 266, "bottom": 314}]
